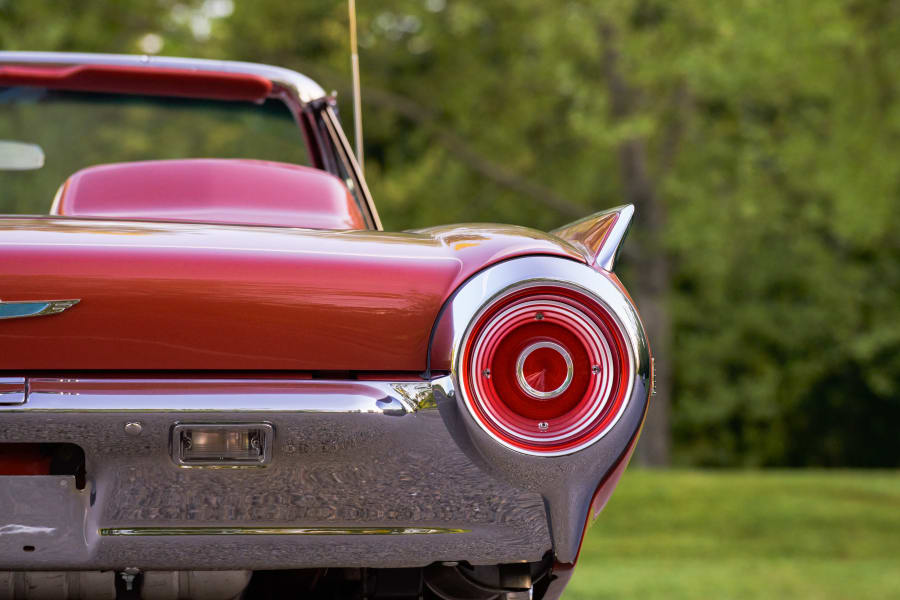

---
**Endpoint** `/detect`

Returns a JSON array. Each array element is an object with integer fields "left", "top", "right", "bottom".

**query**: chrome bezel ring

[{"left": 514, "top": 341, "right": 574, "bottom": 400}]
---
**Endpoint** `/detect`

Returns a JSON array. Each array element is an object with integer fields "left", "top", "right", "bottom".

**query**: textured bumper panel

[{"left": 0, "top": 378, "right": 551, "bottom": 570}]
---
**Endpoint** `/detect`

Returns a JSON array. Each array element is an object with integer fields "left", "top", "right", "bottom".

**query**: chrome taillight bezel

[{"left": 456, "top": 279, "right": 635, "bottom": 456}]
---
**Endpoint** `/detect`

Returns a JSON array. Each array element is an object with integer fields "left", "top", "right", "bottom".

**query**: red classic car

[{"left": 0, "top": 52, "right": 651, "bottom": 600}]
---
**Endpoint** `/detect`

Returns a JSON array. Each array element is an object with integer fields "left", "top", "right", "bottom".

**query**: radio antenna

[{"left": 348, "top": 0, "right": 364, "bottom": 172}]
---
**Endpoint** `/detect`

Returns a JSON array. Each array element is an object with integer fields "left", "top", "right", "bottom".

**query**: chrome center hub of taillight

[{"left": 515, "top": 341, "right": 574, "bottom": 400}]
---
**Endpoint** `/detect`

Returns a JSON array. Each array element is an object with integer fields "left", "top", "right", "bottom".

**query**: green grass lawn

[{"left": 565, "top": 470, "right": 900, "bottom": 599}]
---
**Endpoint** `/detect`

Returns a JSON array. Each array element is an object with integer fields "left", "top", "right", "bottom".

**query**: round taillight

[{"left": 459, "top": 285, "right": 631, "bottom": 455}]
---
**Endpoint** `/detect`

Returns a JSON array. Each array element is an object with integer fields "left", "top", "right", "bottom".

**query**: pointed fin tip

[{"left": 551, "top": 204, "right": 634, "bottom": 272}]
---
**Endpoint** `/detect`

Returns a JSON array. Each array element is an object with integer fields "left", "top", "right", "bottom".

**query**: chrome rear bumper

[{"left": 0, "top": 377, "right": 552, "bottom": 571}]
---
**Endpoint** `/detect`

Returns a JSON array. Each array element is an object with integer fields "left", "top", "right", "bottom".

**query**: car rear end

[
  {"left": 0, "top": 249, "right": 649, "bottom": 600},
  {"left": 0, "top": 52, "right": 651, "bottom": 600}
]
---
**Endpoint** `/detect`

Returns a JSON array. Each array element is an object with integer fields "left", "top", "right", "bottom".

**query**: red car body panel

[
  {"left": 53, "top": 159, "right": 368, "bottom": 231},
  {"left": 0, "top": 217, "right": 584, "bottom": 371},
  {"left": 0, "top": 64, "right": 272, "bottom": 101}
]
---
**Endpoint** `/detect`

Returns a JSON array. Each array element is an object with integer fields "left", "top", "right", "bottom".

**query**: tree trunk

[{"left": 600, "top": 21, "right": 672, "bottom": 466}]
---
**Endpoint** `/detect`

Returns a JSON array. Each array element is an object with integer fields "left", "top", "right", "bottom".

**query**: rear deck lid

[{"left": 0, "top": 217, "right": 583, "bottom": 371}]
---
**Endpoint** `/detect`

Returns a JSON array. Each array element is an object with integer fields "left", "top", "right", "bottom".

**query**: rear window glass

[{"left": 0, "top": 88, "right": 309, "bottom": 214}]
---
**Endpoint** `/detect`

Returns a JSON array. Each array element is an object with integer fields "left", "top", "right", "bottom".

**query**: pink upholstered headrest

[{"left": 53, "top": 159, "right": 367, "bottom": 231}]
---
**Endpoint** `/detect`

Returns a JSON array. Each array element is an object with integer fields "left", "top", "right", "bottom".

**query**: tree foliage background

[{"left": 2, "top": 0, "right": 898, "bottom": 467}]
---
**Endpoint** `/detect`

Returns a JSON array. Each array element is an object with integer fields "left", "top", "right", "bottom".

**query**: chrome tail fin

[{"left": 551, "top": 204, "right": 634, "bottom": 271}]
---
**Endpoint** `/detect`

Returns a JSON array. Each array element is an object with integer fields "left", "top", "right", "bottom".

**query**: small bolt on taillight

[{"left": 459, "top": 284, "right": 631, "bottom": 455}]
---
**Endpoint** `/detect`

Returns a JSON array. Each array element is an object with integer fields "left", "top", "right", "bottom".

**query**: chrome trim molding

[
  {"left": 100, "top": 526, "right": 468, "bottom": 537},
  {"left": 514, "top": 341, "right": 574, "bottom": 400},
  {"left": 6, "top": 379, "right": 428, "bottom": 415},
  {"left": 320, "top": 105, "right": 383, "bottom": 230},
  {"left": 0, "top": 298, "right": 79, "bottom": 320},
  {"left": 0, "top": 51, "right": 327, "bottom": 105}
]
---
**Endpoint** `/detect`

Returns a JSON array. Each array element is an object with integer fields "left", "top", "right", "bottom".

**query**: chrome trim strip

[
  {"left": 49, "top": 182, "right": 65, "bottom": 215},
  {"left": 100, "top": 526, "right": 468, "bottom": 537},
  {"left": 0, "top": 51, "right": 327, "bottom": 105},
  {"left": 0, "top": 298, "right": 79, "bottom": 320},
  {"left": 320, "top": 105, "right": 383, "bottom": 230},
  {"left": 4, "top": 379, "right": 432, "bottom": 415}
]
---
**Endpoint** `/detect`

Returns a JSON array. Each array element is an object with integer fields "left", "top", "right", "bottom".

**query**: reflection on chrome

[
  {"left": 391, "top": 381, "right": 440, "bottom": 412},
  {"left": 0, "top": 524, "right": 56, "bottom": 536}
]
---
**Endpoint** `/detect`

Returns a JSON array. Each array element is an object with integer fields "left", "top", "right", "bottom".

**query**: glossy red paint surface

[
  {"left": 54, "top": 160, "right": 367, "bottom": 231},
  {"left": 0, "top": 218, "right": 583, "bottom": 371},
  {"left": 0, "top": 444, "right": 52, "bottom": 475},
  {"left": 0, "top": 64, "right": 272, "bottom": 101}
]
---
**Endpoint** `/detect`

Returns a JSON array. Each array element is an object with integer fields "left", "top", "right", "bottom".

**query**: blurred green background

[{"left": 1, "top": 1, "right": 898, "bottom": 597}]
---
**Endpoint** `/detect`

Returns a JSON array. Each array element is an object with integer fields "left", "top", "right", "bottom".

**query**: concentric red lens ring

[
  {"left": 460, "top": 285, "right": 631, "bottom": 454},
  {"left": 470, "top": 300, "right": 612, "bottom": 443}
]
